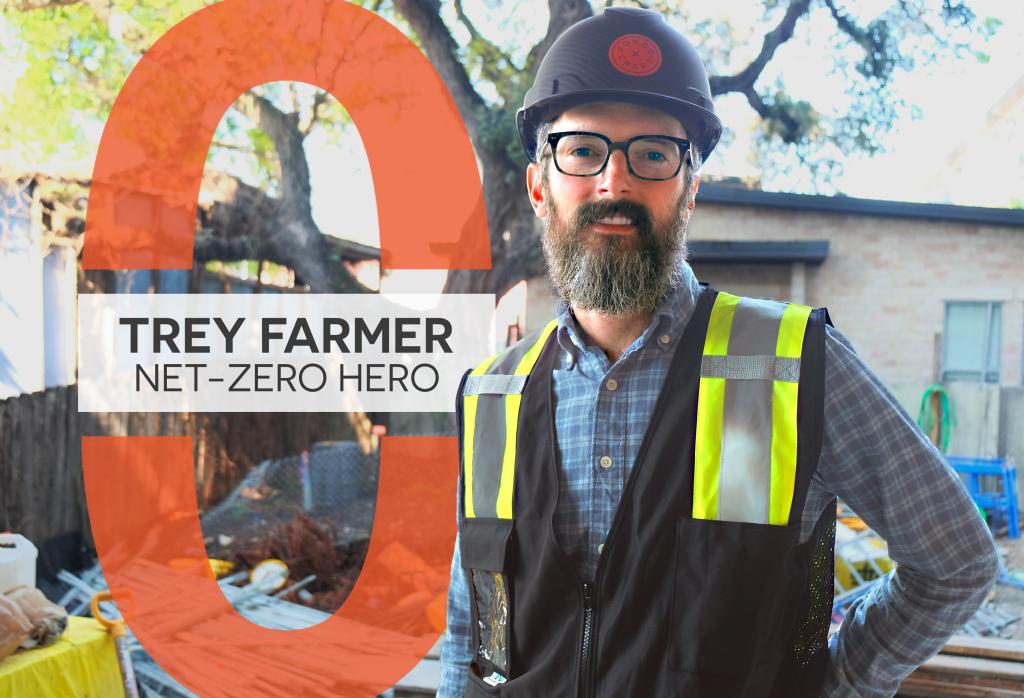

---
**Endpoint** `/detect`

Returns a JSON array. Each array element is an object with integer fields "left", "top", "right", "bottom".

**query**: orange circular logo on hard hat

[{"left": 609, "top": 34, "right": 662, "bottom": 77}]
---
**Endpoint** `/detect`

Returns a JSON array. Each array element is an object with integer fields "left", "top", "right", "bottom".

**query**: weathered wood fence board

[{"left": 0, "top": 384, "right": 357, "bottom": 558}]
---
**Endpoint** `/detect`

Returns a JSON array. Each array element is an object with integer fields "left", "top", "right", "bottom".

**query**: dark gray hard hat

[{"left": 517, "top": 6, "right": 722, "bottom": 163}]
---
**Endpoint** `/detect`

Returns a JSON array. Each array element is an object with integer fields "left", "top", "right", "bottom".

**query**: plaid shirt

[{"left": 437, "top": 263, "right": 999, "bottom": 697}]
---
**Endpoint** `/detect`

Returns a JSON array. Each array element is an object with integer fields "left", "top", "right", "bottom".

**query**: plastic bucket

[{"left": 0, "top": 533, "right": 38, "bottom": 593}]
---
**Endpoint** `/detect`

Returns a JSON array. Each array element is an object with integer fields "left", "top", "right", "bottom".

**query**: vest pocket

[
  {"left": 669, "top": 516, "right": 800, "bottom": 675},
  {"left": 461, "top": 517, "right": 514, "bottom": 680}
]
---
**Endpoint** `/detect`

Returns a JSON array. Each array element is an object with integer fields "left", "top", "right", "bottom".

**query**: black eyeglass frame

[{"left": 545, "top": 131, "right": 692, "bottom": 181}]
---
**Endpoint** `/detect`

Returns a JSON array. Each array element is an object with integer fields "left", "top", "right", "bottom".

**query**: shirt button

[
  {"left": 599, "top": 455, "right": 613, "bottom": 469},
  {"left": 659, "top": 334, "right": 671, "bottom": 345},
  {"left": 605, "top": 378, "right": 618, "bottom": 391},
  {"left": 598, "top": 543, "right": 605, "bottom": 554}
]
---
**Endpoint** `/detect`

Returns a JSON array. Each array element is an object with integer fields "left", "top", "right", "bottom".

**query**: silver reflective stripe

[
  {"left": 464, "top": 374, "right": 528, "bottom": 396},
  {"left": 718, "top": 297, "right": 786, "bottom": 524},
  {"left": 470, "top": 393, "right": 507, "bottom": 519},
  {"left": 700, "top": 355, "right": 800, "bottom": 382},
  {"left": 465, "top": 326, "right": 550, "bottom": 518}
]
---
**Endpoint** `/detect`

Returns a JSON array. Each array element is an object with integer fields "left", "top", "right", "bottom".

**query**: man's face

[{"left": 527, "top": 101, "right": 699, "bottom": 315}]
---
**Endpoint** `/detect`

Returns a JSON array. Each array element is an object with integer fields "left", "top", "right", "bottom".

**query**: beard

[{"left": 541, "top": 180, "right": 691, "bottom": 315}]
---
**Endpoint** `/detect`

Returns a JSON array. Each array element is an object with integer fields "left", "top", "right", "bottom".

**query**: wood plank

[
  {"left": 918, "top": 654, "right": 1024, "bottom": 681},
  {"left": 943, "top": 635, "right": 1024, "bottom": 663},
  {"left": 899, "top": 674, "right": 1024, "bottom": 697}
]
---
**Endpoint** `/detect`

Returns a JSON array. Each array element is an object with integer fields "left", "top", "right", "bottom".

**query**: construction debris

[{"left": 832, "top": 519, "right": 891, "bottom": 621}]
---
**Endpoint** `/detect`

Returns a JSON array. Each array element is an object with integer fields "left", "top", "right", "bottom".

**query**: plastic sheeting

[{"left": 472, "top": 569, "right": 509, "bottom": 675}]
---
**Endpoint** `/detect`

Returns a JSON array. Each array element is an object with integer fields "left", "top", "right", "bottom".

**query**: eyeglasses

[{"left": 546, "top": 131, "right": 691, "bottom": 181}]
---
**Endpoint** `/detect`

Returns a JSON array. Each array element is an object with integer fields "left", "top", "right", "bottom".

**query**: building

[{"left": 515, "top": 181, "right": 1024, "bottom": 498}]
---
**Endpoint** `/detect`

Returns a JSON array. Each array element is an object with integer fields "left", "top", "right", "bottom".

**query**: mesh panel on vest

[{"left": 791, "top": 514, "right": 836, "bottom": 667}]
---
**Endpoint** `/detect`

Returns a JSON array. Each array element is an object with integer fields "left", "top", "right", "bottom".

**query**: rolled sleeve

[{"left": 818, "top": 326, "right": 1000, "bottom": 697}]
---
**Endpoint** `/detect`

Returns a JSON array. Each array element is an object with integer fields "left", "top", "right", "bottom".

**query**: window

[{"left": 942, "top": 301, "right": 1001, "bottom": 383}]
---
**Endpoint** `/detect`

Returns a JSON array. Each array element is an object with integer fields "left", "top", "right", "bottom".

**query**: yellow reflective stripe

[
  {"left": 514, "top": 319, "right": 559, "bottom": 376},
  {"left": 703, "top": 292, "right": 739, "bottom": 355},
  {"left": 693, "top": 375, "right": 725, "bottom": 520},
  {"left": 769, "top": 381, "right": 799, "bottom": 525},
  {"left": 776, "top": 303, "right": 811, "bottom": 358},
  {"left": 463, "top": 351, "right": 500, "bottom": 519},
  {"left": 496, "top": 392, "right": 522, "bottom": 520},
  {"left": 694, "top": 292, "right": 739, "bottom": 520},
  {"left": 768, "top": 304, "right": 811, "bottom": 525},
  {"left": 496, "top": 319, "right": 558, "bottom": 519}
]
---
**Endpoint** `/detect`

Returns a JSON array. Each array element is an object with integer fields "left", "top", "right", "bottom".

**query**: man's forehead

[{"left": 551, "top": 101, "right": 688, "bottom": 138}]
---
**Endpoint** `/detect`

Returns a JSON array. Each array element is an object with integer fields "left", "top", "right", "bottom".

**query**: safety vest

[{"left": 456, "top": 285, "right": 836, "bottom": 697}]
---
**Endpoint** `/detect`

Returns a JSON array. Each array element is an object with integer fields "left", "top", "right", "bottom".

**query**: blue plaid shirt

[{"left": 437, "top": 263, "right": 999, "bottom": 697}]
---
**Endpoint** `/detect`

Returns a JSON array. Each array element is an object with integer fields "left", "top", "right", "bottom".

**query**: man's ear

[
  {"left": 686, "top": 178, "right": 700, "bottom": 215},
  {"left": 526, "top": 162, "right": 549, "bottom": 219}
]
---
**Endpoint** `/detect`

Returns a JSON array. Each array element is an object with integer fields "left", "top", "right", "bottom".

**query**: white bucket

[{"left": 0, "top": 533, "right": 37, "bottom": 593}]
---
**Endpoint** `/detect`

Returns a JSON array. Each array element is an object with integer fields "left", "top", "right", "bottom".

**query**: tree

[
  {"left": 1, "top": 0, "right": 998, "bottom": 299},
  {"left": 388, "top": 0, "right": 996, "bottom": 299},
  {"left": 1, "top": 0, "right": 368, "bottom": 293}
]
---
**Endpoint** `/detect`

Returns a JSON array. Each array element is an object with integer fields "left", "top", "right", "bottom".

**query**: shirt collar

[{"left": 554, "top": 261, "right": 703, "bottom": 364}]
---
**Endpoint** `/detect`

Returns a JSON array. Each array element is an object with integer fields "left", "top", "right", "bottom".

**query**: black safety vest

[{"left": 456, "top": 285, "right": 836, "bottom": 697}]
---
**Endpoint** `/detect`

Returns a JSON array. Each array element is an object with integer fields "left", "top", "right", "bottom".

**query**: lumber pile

[{"left": 899, "top": 635, "right": 1024, "bottom": 697}]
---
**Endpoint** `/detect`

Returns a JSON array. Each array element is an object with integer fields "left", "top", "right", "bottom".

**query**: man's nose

[{"left": 597, "top": 149, "right": 633, "bottom": 196}]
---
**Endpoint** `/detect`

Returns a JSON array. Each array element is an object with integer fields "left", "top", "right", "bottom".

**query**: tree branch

[
  {"left": 453, "top": 0, "right": 521, "bottom": 86},
  {"left": 392, "top": 0, "right": 486, "bottom": 144},
  {"left": 210, "top": 139, "right": 257, "bottom": 155},
  {"left": 708, "top": 0, "right": 812, "bottom": 96},
  {"left": 299, "top": 90, "right": 329, "bottom": 137},
  {"left": 742, "top": 87, "right": 802, "bottom": 142},
  {"left": 523, "top": 0, "right": 593, "bottom": 83},
  {"left": 823, "top": 0, "right": 870, "bottom": 47},
  {"left": 5, "top": 0, "right": 81, "bottom": 10},
  {"left": 233, "top": 92, "right": 310, "bottom": 210}
]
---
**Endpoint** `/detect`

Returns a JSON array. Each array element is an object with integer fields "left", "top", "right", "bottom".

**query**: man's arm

[
  {"left": 437, "top": 367, "right": 474, "bottom": 697},
  {"left": 818, "top": 326, "right": 1000, "bottom": 697},
  {"left": 437, "top": 525, "right": 473, "bottom": 697}
]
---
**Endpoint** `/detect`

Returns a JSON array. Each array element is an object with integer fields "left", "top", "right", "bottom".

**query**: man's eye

[
  {"left": 570, "top": 147, "right": 592, "bottom": 157},
  {"left": 643, "top": 150, "right": 667, "bottom": 161}
]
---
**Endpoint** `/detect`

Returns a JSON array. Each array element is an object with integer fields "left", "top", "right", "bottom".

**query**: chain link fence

[{"left": 202, "top": 441, "right": 379, "bottom": 554}]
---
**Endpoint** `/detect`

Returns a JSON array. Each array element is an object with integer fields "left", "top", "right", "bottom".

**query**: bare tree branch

[
  {"left": 392, "top": 0, "right": 486, "bottom": 144},
  {"left": 234, "top": 92, "right": 309, "bottom": 209},
  {"left": 742, "top": 86, "right": 802, "bottom": 142},
  {"left": 523, "top": 0, "right": 593, "bottom": 82},
  {"left": 454, "top": 0, "right": 522, "bottom": 82},
  {"left": 708, "top": 0, "right": 812, "bottom": 96},
  {"left": 210, "top": 139, "right": 257, "bottom": 155},
  {"left": 4, "top": 0, "right": 81, "bottom": 10},
  {"left": 824, "top": 0, "right": 870, "bottom": 47},
  {"left": 299, "top": 89, "right": 330, "bottom": 137}
]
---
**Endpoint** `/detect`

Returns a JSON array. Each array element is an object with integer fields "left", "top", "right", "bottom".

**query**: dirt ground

[{"left": 992, "top": 532, "right": 1024, "bottom": 640}]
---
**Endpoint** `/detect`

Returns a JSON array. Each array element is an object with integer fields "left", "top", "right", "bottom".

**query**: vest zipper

[{"left": 579, "top": 582, "right": 595, "bottom": 698}]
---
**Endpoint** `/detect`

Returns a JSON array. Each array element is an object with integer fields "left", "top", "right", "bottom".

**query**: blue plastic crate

[{"left": 947, "top": 456, "right": 1019, "bottom": 539}]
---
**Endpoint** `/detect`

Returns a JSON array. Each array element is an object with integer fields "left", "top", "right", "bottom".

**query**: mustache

[{"left": 569, "top": 199, "right": 654, "bottom": 233}]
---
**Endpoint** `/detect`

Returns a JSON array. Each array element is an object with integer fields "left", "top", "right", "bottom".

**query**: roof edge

[{"left": 696, "top": 183, "right": 1024, "bottom": 228}]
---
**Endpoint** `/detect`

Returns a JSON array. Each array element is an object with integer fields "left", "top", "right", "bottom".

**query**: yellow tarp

[{"left": 0, "top": 616, "right": 125, "bottom": 698}]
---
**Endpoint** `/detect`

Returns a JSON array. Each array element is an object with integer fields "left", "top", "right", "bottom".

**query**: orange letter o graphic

[{"left": 81, "top": 1, "right": 489, "bottom": 695}]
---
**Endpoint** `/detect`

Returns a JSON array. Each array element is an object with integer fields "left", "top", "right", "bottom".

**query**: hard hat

[{"left": 516, "top": 6, "right": 722, "bottom": 163}]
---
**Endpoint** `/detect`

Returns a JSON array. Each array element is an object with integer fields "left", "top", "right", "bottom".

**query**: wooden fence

[{"left": 0, "top": 384, "right": 357, "bottom": 569}]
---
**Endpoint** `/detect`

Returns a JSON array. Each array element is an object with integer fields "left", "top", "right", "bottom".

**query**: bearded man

[{"left": 438, "top": 8, "right": 998, "bottom": 698}]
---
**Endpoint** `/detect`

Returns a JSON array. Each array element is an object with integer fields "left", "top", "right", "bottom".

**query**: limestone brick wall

[{"left": 689, "top": 202, "right": 1024, "bottom": 390}]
